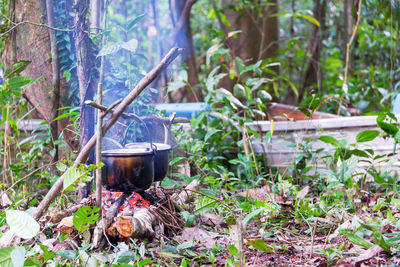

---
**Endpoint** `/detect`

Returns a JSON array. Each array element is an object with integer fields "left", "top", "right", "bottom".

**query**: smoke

[{"left": 99, "top": 0, "right": 176, "bottom": 149}]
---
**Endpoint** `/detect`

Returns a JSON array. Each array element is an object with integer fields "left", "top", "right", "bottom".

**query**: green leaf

[
  {"left": 194, "top": 196, "right": 218, "bottom": 214},
  {"left": 10, "top": 247, "right": 25, "bottom": 267},
  {"left": 319, "top": 136, "right": 341, "bottom": 147},
  {"left": 98, "top": 42, "right": 122, "bottom": 57},
  {"left": 265, "top": 131, "right": 272, "bottom": 143},
  {"left": 228, "top": 244, "right": 239, "bottom": 257},
  {"left": 121, "top": 38, "right": 138, "bottom": 53},
  {"left": 53, "top": 111, "right": 80, "bottom": 122},
  {"left": 63, "top": 166, "right": 87, "bottom": 190},
  {"left": 377, "top": 113, "right": 399, "bottom": 136},
  {"left": 217, "top": 88, "right": 246, "bottom": 110},
  {"left": 356, "top": 130, "right": 380, "bottom": 142},
  {"left": 180, "top": 211, "right": 195, "bottom": 227},
  {"left": 7, "top": 76, "right": 33, "bottom": 89},
  {"left": 204, "top": 129, "right": 221, "bottom": 142},
  {"left": 345, "top": 233, "right": 374, "bottom": 248},
  {"left": 56, "top": 250, "right": 78, "bottom": 260},
  {"left": 73, "top": 206, "right": 100, "bottom": 232},
  {"left": 0, "top": 247, "right": 16, "bottom": 267},
  {"left": 169, "top": 157, "right": 185, "bottom": 166},
  {"left": 297, "top": 14, "right": 320, "bottom": 26},
  {"left": 243, "top": 208, "right": 264, "bottom": 227},
  {"left": 138, "top": 259, "right": 153, "bottom": 266},
  {"left": 247, "top": 239, "right": 274, "bottom": 252},
  {"left": 117, "top": 251, "right": 136, "bottom": 264},
  {"left": 127, "top": 14, "right": 146, "bottom": 30},
  {"left": 5, "top": 210, "right": 40, "bottom": 239},
  {"left": 350, "top": 149, "right": 370, "bottom": 158},
  {"left": 4, "top": 60, "right": 30, "bottom": 78}
]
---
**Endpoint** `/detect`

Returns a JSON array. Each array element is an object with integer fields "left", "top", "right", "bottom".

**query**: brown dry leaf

[
  {"left": 0, "top": 230, "right": 21, "bottom": 248},
  {"left": 53, "top": 241, "right": 73, "bottom": 251},
  {"left": 115, "top": 216, "right": 134, "bottom": 237},
  {"left": 55, "top": 216, "right": 74, "bottom": 234},
  {"left": 349, "top": 246, "right": 384, "bottom": 264},
  {"left": 239, "top": 186, "right": 268, "bottom": 201},
  {"left": 0, "top": 191, "right": 12, "bottom": 207},
  {"left": 179, "top": 227, "right": 219, "bottom": 249},
  {"left": 198, "top": 212, "right": 225, "bottom": 227},
  {"left": 239, "top": 186, "right": 292, "bottom": 205}
]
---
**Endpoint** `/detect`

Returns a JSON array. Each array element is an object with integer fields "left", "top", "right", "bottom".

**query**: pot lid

[
  {"left": 125, "top": 142, "right": 172, "bottom": 151},
  {"left": 101, "top": 148, "right": 153, "bottom": 156}
]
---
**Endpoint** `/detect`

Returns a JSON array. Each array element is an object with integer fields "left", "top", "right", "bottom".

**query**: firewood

[
  {"left": 105, "top": 223, "right": 118, "bottom": 237},
  {"left": 92, "top": 193, "right": 127, "bottom": 248},
  {"left": 115, "top": 208, "right": 156, "bottom": 240},
  {"left": 50, "top": 203, "right": 84, "bottom": 223},
  {"left": 171, "top": 179, "right": 200, "bottom": 207}
]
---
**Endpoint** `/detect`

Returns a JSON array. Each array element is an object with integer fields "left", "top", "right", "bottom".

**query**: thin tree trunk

[
  {"left": 74, "top": 0, "right": 98, "bottom": 199},
  {"left": 285, "top": 0, "right": 326, "bottom": 105},
  {"left": 45, "top": 0, "right": 60, "bottom": 162},
  {"left": 173, "top": 0, "right": 201, "bottom": 102},
  {"left": 219, "top": 0, "right": 279, "bottom": 94},
  {"left": 344, "top": 0, "right": 354, "bottom": 75}
]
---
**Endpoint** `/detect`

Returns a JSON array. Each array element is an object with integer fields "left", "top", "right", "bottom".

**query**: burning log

[
  {"left": 92, "top": 193, "right": 128, "bottom": 248},
  {"left": 115, "top": 208, "right": 156, "bottom": 240}
]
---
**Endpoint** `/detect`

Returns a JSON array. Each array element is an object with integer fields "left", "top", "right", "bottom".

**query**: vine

[{"left": 53, "top": 0, "right": 80, "bottom": 106}]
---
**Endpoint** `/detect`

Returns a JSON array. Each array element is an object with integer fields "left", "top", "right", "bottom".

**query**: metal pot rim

[
  {"left": 125, "top": 142, "right": 172, "bottom": 151},
  {"left": 101, "top": 148, "right": 153, "bottom": 156}
]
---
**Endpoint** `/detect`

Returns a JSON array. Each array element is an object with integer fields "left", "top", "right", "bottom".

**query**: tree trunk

[
  {"left": 219, "top": 0, "right": 279, "bottom": 93},
  {"left": 343, "top": 0, "right": 354, "bottom": 74},
  {"left": 172, "top": 0, "right": 202, "bottom": 102},
  {"left": 74, "top": 0, "right": 98, "bottom": 199},
  {"left": 1, "top": 0, "right": 56, "bottom": 122},
  {"left": 285, "top": 0, "right": 326, "bottom": 105}
]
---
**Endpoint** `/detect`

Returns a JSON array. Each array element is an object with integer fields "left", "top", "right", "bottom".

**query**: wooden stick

[
  {"left": 32, "top": 47, "right": 181, "bottom": 220},
  {"left": 92, "top": 193, "right": 128, "bottom": 248},
  {"left": 95, "top": 82, "right": 103, "bottom": 208}
]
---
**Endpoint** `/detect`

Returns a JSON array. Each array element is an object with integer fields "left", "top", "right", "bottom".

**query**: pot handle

[{"left": 124, "top": 114, "right": 157, "bottom": 154}]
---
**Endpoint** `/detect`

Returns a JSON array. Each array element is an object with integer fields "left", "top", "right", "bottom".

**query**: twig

[
  {"left": 0, "top": 160, "right": 61, "bottom": 198},
  {"left": 310, "top": 218, "right": 318, "bottom": 259},
  {"left": 181, "top": 188, "right": 231, "bottom": 209},
  {"left": 32, "top": 47, "right": 181, "bottom": 221},
  {"left": 0, "top": 19, "right": 73, "bottom": 39}
]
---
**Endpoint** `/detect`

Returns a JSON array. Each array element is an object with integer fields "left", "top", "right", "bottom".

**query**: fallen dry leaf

[
  {"left": 349, "top": 246, "right": 384, "bottom": 264},
  {"left": 178, "top": 227, "right": 219, "bottom": 249},
  {"left": 55, "top": 216, "right": 74, "bottom": 234},
  {"left": 198, "top": 212, "right": 225, "bottom": 227}
]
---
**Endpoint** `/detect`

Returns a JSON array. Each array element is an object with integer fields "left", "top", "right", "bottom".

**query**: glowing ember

[{"left": 97, "top": 191, "right": 150, "bottom": 214}]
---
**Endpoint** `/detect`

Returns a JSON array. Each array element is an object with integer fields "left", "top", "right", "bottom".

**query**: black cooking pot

[
  {"left": 101, "top": 148, "right": 154, "bottom": 192},
  {"left": 125, "top": 143, "right": 172, "bottom": 182}
]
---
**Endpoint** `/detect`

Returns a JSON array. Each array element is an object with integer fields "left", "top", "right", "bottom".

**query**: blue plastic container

[
  {"left": 393, "top": 95, "right": 400, "bottom": 114},
  {"left": 154, "top": 103, "right": 210, "bottom": 119}
]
